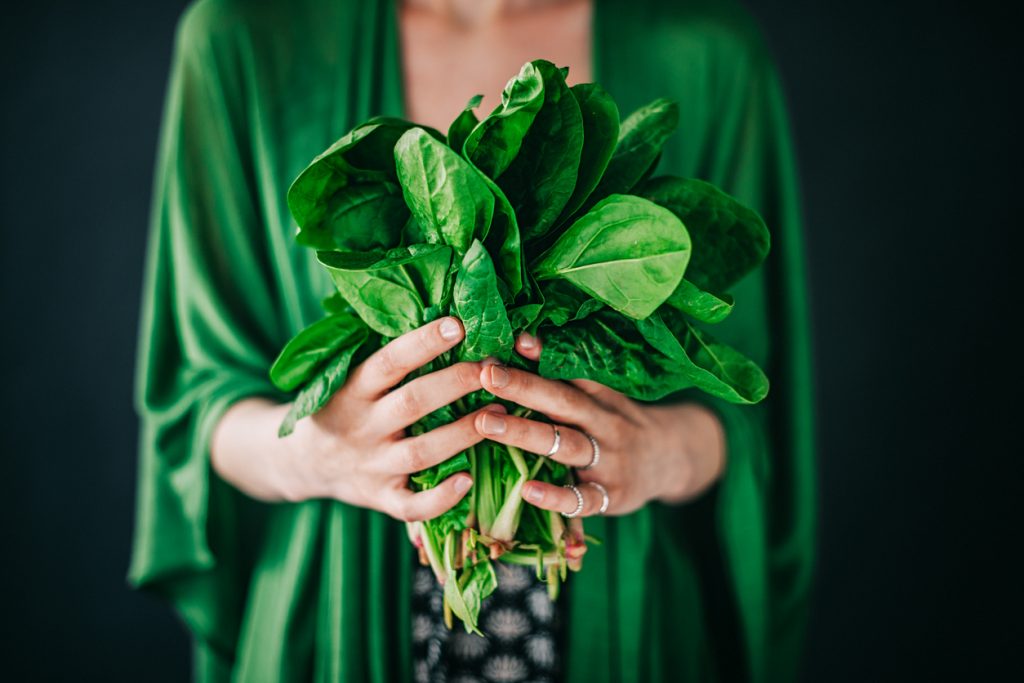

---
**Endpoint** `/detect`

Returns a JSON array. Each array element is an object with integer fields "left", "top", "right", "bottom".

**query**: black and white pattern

[{"left": 411, "top": 559, "right": 564, "bottom": 682}]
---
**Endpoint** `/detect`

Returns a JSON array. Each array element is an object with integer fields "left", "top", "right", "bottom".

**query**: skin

[
  {"left": 212, "top": 0, "right": 726, "bottom": 523},
  {"left": 212, "top": 319, "right": 725, "bottom": 521}
]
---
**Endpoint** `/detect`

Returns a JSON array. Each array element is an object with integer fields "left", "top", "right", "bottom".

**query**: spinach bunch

[{"left": 269, "top": 60, "right": 770, "bottom": 634}]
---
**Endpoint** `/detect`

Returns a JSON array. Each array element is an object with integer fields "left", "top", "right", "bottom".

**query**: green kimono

[{"left": 129, "top": 0, "right": 816, "bottom": 680}]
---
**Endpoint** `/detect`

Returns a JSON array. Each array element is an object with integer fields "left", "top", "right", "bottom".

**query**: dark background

[{"left": 1, "top": 1, "right": 1018, "bottom": 680}]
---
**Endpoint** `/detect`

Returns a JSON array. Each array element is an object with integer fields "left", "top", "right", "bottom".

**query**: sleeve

[
  {"left": 127, "top": 3, "right": 286, "bottom": 664},
  {"left": 680, "top": 35, "right": 818, "bottom": 683}
]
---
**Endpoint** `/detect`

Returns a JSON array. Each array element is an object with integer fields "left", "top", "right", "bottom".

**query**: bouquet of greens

[{"left": 269, "top": 60, "right": 770, "bottom": 633}]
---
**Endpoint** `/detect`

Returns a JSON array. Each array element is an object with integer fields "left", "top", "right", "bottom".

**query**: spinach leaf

[
  {"left": 269, "top": 311, "right": 364, "bottom": 391},
  {"left": 479, "top": 173, "right": 525, "bottom": 298},
  {"left": 318, "top": 244, "right": 453, "bottom": 338},
  {"left": 395, "top": 127, "right": 496, "bottom": 255},
  {"left": 638, "top": 176, "right": 770, "bottom": 292},
  {"left": 463, "top": 61, "right": 545, "bottom": 179},
  {"left": 538, "top": 310, "right": 685, "bottom": 400},
  {"left": 636, "top": 310, "right": 769, "bottom": 403},
  {"left": 538, "top": 279, "right": 604, "bottom": 327},
  {"left": 583, "top": 98, "right": 679, "bottom": 208},
  {"left": 278, "top": 323, "right": 372, "bottom": 436},
  {"left": 490, "top": 60, "right": 584, "bottom": 242},
  {"left": 665, "top": 278, "right": 734, "bottom": 324},
  {"left": 447, "top": 94, "right": 483, "bottom": 156},
  {"left": 533, "top": 194, "right": 690, "bottom": 319},
  {"left": 539, "top": 308, "right": 768, "bottom": 404},
  {"left": 288, "top": 117, "right": 443, "bottom": 241},
  {"left": 554, "top": 83, "right": 620, "bottom": 224},
  {"left": 296, "top": 182, "right": 409, "bottom": 251},
  {"left": 453, "top": 240, "right": 514, "bottom": 361}
]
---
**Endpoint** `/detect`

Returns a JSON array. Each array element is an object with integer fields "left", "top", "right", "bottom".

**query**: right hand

[{"left": 279, "top": 316, "right": 501, "bottom": 522}]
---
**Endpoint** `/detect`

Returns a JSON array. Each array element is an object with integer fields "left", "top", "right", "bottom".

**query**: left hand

[{"left": 473, "top": 333, "right": 727, "bottom": 517}]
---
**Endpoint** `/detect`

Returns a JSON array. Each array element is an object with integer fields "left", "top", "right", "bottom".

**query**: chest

[{"left": 397, "top": 0, "right": 593, "bottom": 131}]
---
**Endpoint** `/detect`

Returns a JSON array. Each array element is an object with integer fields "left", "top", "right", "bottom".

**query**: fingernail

[
  {"left": 519, "top": 333, "right": 537, "bottom": 350},
  {"left": 480, "top": 356, "right": 500, "bottom": 368},
  {"left": 483, "top": 404, "right": 507, "bottom": 414},
  {"left": 454, "top": 476, "right": 473, "bottom": 494},
  {"left": 524, "top": 484, "right": 543, "bottom": 503},
  {"left": 489, "top": 365, "right": 510, "bottom": 388},
  {"left": 439, "top": 318, "right": 461, "bottom": 341},
  {"left": 480, "top": 412, "right": 506, "bottom": 435}
]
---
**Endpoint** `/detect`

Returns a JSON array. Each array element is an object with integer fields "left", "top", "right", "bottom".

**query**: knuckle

[
  {"left": 401, "top": 440, "right": 427, "bottom": 473},
  {"left": 393, "top": 497, "right": 418, "bottom": 523},
  {"left": 415, "top": 325, "right": 438, "bottom": 355},
  {"left": 374, "top": 345, "right": 399, "bottom": 378},
  {"left": 453, "top": 362, "right": 480, "bottom": 390},
  {"left": 397, "top": 386, "right": 422, "bottom": 418}
]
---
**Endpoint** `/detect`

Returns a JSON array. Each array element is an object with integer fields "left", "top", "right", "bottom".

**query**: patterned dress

[{"left": 411, "top": 557, "right": 566, "bottom": 683}]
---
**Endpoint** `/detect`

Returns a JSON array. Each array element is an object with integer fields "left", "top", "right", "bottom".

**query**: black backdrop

[{"left": 1, "top": 1, "right": 1018, "bottom": 680}]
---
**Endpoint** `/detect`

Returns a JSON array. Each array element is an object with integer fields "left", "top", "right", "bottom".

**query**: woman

[{"left": 129, "top": 0, "right": 816, "bottom": 681}]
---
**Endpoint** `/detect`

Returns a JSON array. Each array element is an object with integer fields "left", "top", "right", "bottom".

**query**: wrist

[{"left": 652, "top": 402, "right": 725, "bottom": 505}]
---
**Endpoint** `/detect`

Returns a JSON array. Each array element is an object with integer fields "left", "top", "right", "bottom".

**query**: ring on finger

[
  {"left": 544, "top": 424, "right": 561, "bottom": 457},
  {"left": 562, "top": 484, "right": 584, "bottom": 518},
  {"left": 579, "top": 433, "right": 601, "bottom": 470},
  {"left": 588, "top": 482, "right": 610, "bottom": 515}
]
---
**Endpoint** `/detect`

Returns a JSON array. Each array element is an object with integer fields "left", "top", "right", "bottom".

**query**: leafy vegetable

[
  {"left": 533, "top": 194, "right": 690, "bottom": 319},
  {"left": 271, "top": 58, "right": 771, "bottom": 634},
  {"left": 395, "top": 127, "right": 496, "bottom": 255},
  {"left": 453, "top": 240, "right": 514, "bottom": 362}
]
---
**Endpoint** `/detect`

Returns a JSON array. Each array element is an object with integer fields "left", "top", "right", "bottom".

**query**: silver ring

[
  {"left": 544, "top": 424, "right": 561, "bottom": 457},
  {"left": 561, "top": 484, "right": 584, "bottom": 518},
  {"left": 588, "top": 482, "right": 610, "bottom": 515},
  {"left": 579, "top": 433, "right": 601, "bottom": 470}
]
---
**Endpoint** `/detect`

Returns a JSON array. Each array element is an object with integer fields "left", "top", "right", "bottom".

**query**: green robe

[{"left": 129, "top": 0, "right": 816, "bottom": 680}]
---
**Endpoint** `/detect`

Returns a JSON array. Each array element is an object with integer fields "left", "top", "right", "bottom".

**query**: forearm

[
  {"left": 211, "top": 397, "right": 296, "bottom": 503},
  {"left": 652, "top": 402, "right": 726, "bottom": 505}
]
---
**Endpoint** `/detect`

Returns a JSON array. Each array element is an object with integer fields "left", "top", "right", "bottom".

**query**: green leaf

[
  {"left": 453, "top": 240, "right": 514, "bottom": 361},
  {"left": 538, "top": 310, "right": 680, "bottom": 400},
  {"left": 538, "top": 309, "right": 768, "bottom": 404},
  {"left": 636, "top": 310, "right": 769, "bottom": 403},
  {"left": 463, "top": 61, "right": 545, "bottom": 179},
  {"left": 269, "top": 312, "right": 364, "bottom": 391},
  {"left": 533, "top": 194, "right": 690, "bottom": 319},
  {"left": 318, "top": 244, "right": 453, "bottom": 338},
  {"left": 585, "top": 98, "right": 679, "bottom": 206},
  {"left": 638, "top": 176, "right": 770, "bottom": 292},
  {"left": 288, "top": 117, "right": 443, "bottom": 241},
  {"left": 478, "top": 173, "right": 525, "bottom": 298},
  {"left": 538, "top": 279, "right": 604, "bottom": 327},
  {"left": 411, "top": 451, "right": 471, "bottom": 488},
  {"left": 296, "top": 182, "right": 409, "bottom": 251},
  {"left": 278, "top": 324, "right": 372, "bottom": 436},
  {"left": 447, "top": 94, "right": 483, "bottom": 156},
  {"left": 554, "top": 83, "right": 620, "bottom": 223},
  {"left": 664, "top": 279, "right": 734, "bottom": 324},
  {"left": 395, "top": 127, "right": 495, "bottom": 255},
  {"left": 489, "top": 60, "right": 584, "bottom": 242}
]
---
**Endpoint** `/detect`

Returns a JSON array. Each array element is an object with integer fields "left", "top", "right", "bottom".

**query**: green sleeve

[
  {"left": 128, "top": 3, "right": 284, "bottom": 664},
  {"left": 688, "top": 39, "right": 818, "bottom": 683}
]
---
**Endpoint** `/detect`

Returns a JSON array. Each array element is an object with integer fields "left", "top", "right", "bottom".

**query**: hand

[
  {"left": 471, "top": 333, "right": 726, "bottom": 517},
  {"left": 213, "top": 317, "right": 503, "bottom": 522}
]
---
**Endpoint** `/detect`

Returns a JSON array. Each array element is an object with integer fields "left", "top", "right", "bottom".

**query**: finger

[
  {"left": 374, "top": 361, "right": 484, "bottom": 433},
  {"left": 380, "top": 405, "right": 506, "bottom": 474},
  {"left": 515, "top": 332, "right": 542, "bottom": 361},
  {"left": 569, "top": 379, "right": 636, "bottom": 415},
  {"left": 521, "top": 480, "right": 606, "bottom": 517},
  {"left": 474, "top": 412, "right": 596, "bottom": 469},
  {"left": 480, "top": 364, "right": 601, "bottom": 425},
  {"left": 349, "top": 317, "right": 465, "bottom": 397},
  {"left": 389, "top": 473, "right": 473, "bottom": 523}
]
